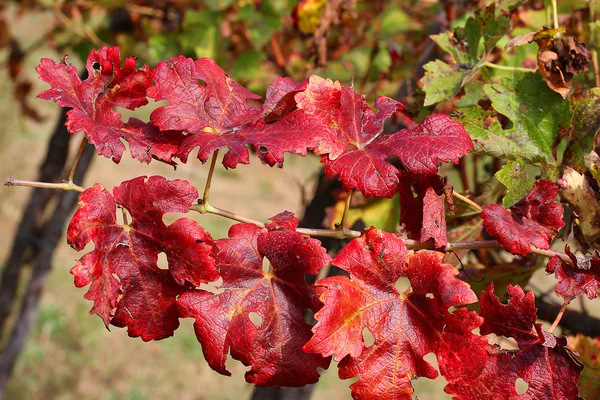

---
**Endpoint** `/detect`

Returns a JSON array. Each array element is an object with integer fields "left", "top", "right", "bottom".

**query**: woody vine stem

[{"left": 4, "top": 150, "right": 569, "bottom": 263}]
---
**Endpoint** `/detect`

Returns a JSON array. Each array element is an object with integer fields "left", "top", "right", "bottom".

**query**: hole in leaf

[
  {"left": 515, "top": 378, "right": 528, "bottom": 394},
  {"left": 426, "top": 293, "right": 434, "bottom": 299},
  {"left": 258, "top": 145, "right": 268, "bottom": 155},
  {"left": 92, "top": 61, "right": 101, "bottom": 70},
  {"left": 262, "top": 258, "right": 272, "bottom": 274},
  {"left": 196, "top": 79, "right": 207, "bottom": 87},
  {"left": 157, "top": 252, "right": 168, "bottom": 270},
  {"left": 249, "top": 312, "right": 263, "bottom": 327},
  {"left": 395, "top": 276, "right": 410, "bottom": 293},
  {"left": 486, "top": 333, "right": 519, "bottom": 350},
  {"left": 199, "top": 277, "right": 225, "bottom": 294},
  {"left": 362, "top": 328, "right": 375, "bottom": 347}
]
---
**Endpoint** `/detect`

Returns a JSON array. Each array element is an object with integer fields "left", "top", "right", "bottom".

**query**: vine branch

[
  {"left": 4, "top": 177, "right": 85, "bottom": 193},
  {"left": 4, "top": 176, "right": 570, "bottom": 262},
  {"left": 548, "top": 301, "right": 569, "bottom": 333},
  {"left": 452, "top": 191, "right": 482, "bottom": 212},
  {"left": 203, "top": 150, "right": 219, "bottom": 204},
  {"left": 68, "top": 137, "right": 88, "bottom": 183}
]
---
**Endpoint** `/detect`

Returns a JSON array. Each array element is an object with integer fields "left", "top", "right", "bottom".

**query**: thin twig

[
  {"left": 452, "top": 191, "right": 482, "bottom": 212},
  {"left": 203, "top": 150, "right": 219, "bottom": 204},
  {"left": 338, "top": 190, "right": 353, "bottom": 231},
  {"left": 483, "top": 61, "right": 537, "bottom": 73},
  {"left": 68, "top": 137, "right": 88, "bottom": 183},
  {"left": 550, "top": 0, "right": 560, "bottom": 31},
  {"left": 4, "top": 177, "right": 85, "bottom": 193},
  {"left": 188, "top": 200, "right": 569, "bottom": 261},
  {"left": 549, "top": 301, "right": 569, "bottom": 333},
  {"left": 190, "top": 202, "right": 266, "bottom": 228}
]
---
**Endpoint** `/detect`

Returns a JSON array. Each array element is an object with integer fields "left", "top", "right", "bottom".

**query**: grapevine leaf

[
  {"left": 481, "top": 180, "right": 564, "bottom": 256},
  {"left": 421, "top": 60, "right": 468, "bottom": 106},
  {"left": 430, "top": 32, "right": 470, "bottom": 64},
  {"left": 177, "top": 215, "right": 331, "bottom": 387},
  {"left": 442, "top": 284, "right": 583, "bottom": 399},
  {"left": 546, "top": 245, "right": 600, "bottom": 303},
  {"left": 149, "top": 56, "right": 313, "bottom": 168},
  {"left": 67, "top": 176, "right": 218, "bottom": 341},
  {"left": 398, "top": 174, "right": 451, "bottom": 247},
  {"left": 568, "top": 334, "right": 600, "bottom": 399},
  {"left": 296, "top": 76, "right": 472, "bottom": 197},
  {"left": 559, "top": 167, "right": 600, "bottom": 250},
  {"left": 563, "top": 89, "right": 600, "bottom": 169},
  {"left": 37, "top": 47, "right": 180, "bottom": 164},
  {"left": 304, "top": 229, "right": 477, "bottom": 399},
  {"left": 483, "top": 72, "right": 572, "bottom": 162},
  {"left": 454, "top": 106, "right": 548, "bottom": 163},
  {"left": 495, "top": 159, "right": 535, "bottom": 207},
  {"left": 455, "top": 73, "right": 571, "bottom": 165}
]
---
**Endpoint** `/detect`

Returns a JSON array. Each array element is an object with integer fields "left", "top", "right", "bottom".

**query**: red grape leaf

[
  {"left": 481, "top": 180, "right": 564, "bottom": 256},
  {"left": 304, "top": 228, "right": 477, "bottom": 399},
  {"left": 442, "top": 284, "right": 583, "bottom": 399},
  {"left": 149, "top": 56, "right": 313, "bottom": 169},
  {"left": 398, "top": 173, "right": 452, "bottom": 247},
  {"left": 67, "top": 176, "right": 217, "bottom": 341},
  {"left": 546, "top": 245, "right": 600, "bottom": 303},
  {"left": 295, "top": 76, "right": 472, "bottom": 197},
  {"left": 177, "top": 215, "right": 331, "bottom": 386},
  {"left": 37, "top": 47, "right": 180, "bottom": 164}
]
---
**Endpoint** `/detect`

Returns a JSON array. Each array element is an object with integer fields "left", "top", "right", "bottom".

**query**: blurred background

[{"left": 0, "top": 1, "right": 598, "bottom": 399}]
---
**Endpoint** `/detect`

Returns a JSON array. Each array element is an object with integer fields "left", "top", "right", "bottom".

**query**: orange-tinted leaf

[{"left": 305, "top": 228, "right": 477, "bottom": 399}]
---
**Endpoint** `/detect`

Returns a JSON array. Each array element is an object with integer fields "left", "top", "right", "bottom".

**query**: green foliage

[
  {"left": 495, "top": 159, "right": 535, "bottom": 207},
  {"left": 422, "top": 61, "right": 469, "bottom": 106}
]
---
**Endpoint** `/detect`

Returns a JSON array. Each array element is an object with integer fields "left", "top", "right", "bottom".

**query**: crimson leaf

[
  {"left": 149, "top": 56, "right": 314, "bottom": 168},
  {"left": 295, "top": 76, "right": 472, "bottom": 198},
  {"left": 441, "top": 284, "right": 583, "bottom": 399},
  {"left": 37, "top": 46, "right": 182, "bottom": 164},
  {"left": 481, "top": 180, "right": 564, "bottom": 256},
  {"left": 177, "top": 213, "right": 331, "bottom": 386},
  {"left": 546, "top": 245, "right": 600, "bottom": 303},
  {"left": 304, "top": 228, "right": 477, "bottom": 399},
  {"left": 67, "top": 176, "right": 217, "bottom": 341}
]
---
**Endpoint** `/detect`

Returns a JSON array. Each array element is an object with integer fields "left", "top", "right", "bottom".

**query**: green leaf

[
  {"left": 232, "top": 51, "right": 267, "bottom": 81},
  {"left": 455, "top": 81, "right": 485, "bottom": 107},
  {"left": 430, "top": 32, "right": 470, "bottom": 64},
  {"left": 421, "top": 60, "right": 469, "bottom": 106},
  {"left": 563, "top": 88, "right": 600, "bottom": 170},
  {"left": 477, "top": 4, "right": 511, "bottom": 52},
  {"left": 471, "top": 72, "right": 571, "bottom": 163},
  {"left": 495, "top": 159, "right": 535, "bottom": 207},
  {"left": 454, "top": 106, "right": 550, "bottom": 163}
]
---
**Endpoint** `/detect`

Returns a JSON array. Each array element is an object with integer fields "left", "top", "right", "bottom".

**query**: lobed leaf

[
  {"left": 177, "top": 213, "right": 331, "bottom": 386},
  {"left": 481, "top": 180, "right": 564, "bottom": 256},
  {"left": 37, "top": 46, "right": 183, "bottom": 164},
  {"left": 67, "top": 176, "right": 217, "bottom": 341},
  {"left": 305, "top": 229, "right": 477, "bottom": 399}
]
